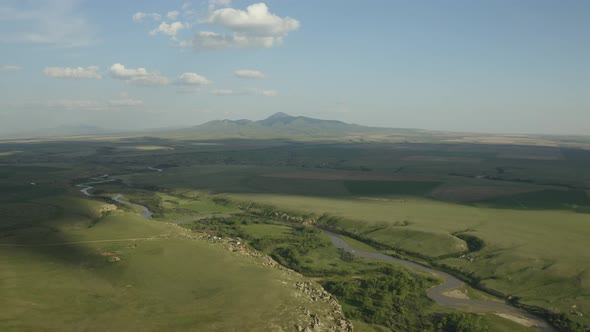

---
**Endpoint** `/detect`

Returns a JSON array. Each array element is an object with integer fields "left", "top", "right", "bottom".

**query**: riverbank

[{"left": 322, "top": 230, "right": 554, "bottom": 332}]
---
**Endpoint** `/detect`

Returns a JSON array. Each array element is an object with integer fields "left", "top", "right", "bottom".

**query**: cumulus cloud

[
  {"left": 234, "top": 69, "right": 265, "bottom": 79},
  {"left": 109, "top": 63, "right": 169, "bottom": 86},
  {"left": 108, "top": 98, "right": 144, "bottom": 107},
  {"left": 181, "top": 2, "right": 299, "bottom": 50},
  {"left": 204, "top": 3, "right": 299, "bottom": 36},
  {"left": 44, "top": 66, "right": 101, "bottom": 79},
  {"left": 132, "top": 12, "right": 162, "bottom": 23},
  {"left": 174, "top": 72, "right": 211, "bottom": 86},
  {"left": 198, "top": 3, "right": 298, "bottom": 50},
  {"left": 134, "top": 2, "right": 296, "bottom": 50},
  {"left": 167, "top": 10, "right": 180, "bottom": 20},
  {"left": 150, "top": 21, "right": 187, "bottom": 37},
  {"left": 109, "top": 63, "right": 148, "bottom": 79},
  {"left": 0, "top": 65, "right": 21, "bottom": 71}
]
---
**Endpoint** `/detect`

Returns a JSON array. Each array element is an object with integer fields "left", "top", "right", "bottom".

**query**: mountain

[
  {"left": 256, "top": 112, "right": 347, "bottom": 127},
  {"left": 169, "top": 112, "right": 418, "bottom": 140}
]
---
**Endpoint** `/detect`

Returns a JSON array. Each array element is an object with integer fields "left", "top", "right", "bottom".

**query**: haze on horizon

[{"left": 1, "top": 0, "right": 589, "bottom": 136}]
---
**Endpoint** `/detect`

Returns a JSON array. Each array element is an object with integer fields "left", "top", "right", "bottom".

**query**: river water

[
  {"left": 76, "top": 175, "right": 555, "bottom": 331},
  {"left": 322, "top": 230, "right": 555, "bottom": 332}
]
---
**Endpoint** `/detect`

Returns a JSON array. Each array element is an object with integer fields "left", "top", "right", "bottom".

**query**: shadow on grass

[{"left": 0, "top": 202, "right": 122, "bottom": 271}]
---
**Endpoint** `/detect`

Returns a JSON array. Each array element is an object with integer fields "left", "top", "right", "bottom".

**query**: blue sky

[{"left": 1, "top": 0, "right": 589, "bottom": 135}]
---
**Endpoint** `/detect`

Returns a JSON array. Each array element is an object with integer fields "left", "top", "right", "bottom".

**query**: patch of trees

[
  {"left": 124, "top": 191, "right": 164, "bottom": 217},
  {"left": 338, "top": 248, "right": 355, "bottom": 262},
  {"left": 435, "top": 313, "right": 489, "bottom": 332},
  {"left": 324, "top": 272, "right": 492, "bottom": 331},
  {"left": 455, "top": 234, "right": 485, "bottom": 252},
  {"left": 547, "top": 313, "right": 587, "bottom": 332},
  {"left": 268, "top": 226, "right": 331, "bottom": 272},
  {"left": 322, "top": 269, "right": 443, "bottom": 331}
]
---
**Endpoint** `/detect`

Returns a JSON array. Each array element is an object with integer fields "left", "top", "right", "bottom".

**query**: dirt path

[{"left": 322, "top": 230, "right": 555, "bottom": 332}]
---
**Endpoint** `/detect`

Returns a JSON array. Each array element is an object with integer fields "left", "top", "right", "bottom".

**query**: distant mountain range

[{"left": 172, "top": 112, "right": 420, "bottom": 139}]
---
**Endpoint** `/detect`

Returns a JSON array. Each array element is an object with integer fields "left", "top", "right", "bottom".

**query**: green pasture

[
  {"left": 228, "top": 193, "right": 590, "bottom": 326},
  {"left": 0, "top": 194, "right": 337, "bottom": 331}
]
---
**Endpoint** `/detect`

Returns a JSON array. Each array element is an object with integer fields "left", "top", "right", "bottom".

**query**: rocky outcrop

[{"left": 176, "top": 226, "right": 352, "bottom": 331}]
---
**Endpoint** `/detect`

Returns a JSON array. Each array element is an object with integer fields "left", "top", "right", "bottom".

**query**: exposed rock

[{"left": 176, "top": 224, "right": 353, "bottom": 331}]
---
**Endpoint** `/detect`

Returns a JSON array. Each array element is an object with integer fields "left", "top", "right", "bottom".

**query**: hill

[{"left": 170, "top": 112, "right": 416, "bottom": 140}]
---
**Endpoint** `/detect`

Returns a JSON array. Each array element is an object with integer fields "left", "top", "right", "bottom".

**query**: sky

[{"left": 0, "top": 0, "right": 589, "bottom": 135}]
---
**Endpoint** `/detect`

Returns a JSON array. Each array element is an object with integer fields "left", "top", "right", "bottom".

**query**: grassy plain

[
  {"left": 227, "top": 193, "right": 590, "bottom": 319},
  {"left": 2, "top": 133, "right": 590, "bottom": 330},
  {"left": 0, "top": 170, "right": 340, "bottom": 331}
]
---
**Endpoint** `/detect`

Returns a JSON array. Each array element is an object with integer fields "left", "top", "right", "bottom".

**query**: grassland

[
  {"left": 2, "top": 133, "right": 590, "bottom": 330},
  {"left": 226, "top": 193, "right": 590, "bottom": 322},
  {"left": 0, "top": 170, "right": 343, "bottom": 331}
]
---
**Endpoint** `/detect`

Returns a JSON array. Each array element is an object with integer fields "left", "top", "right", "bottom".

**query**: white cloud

[
  {"left": 249, "top": 88, "right": 278, "bottom": 96},
  {"left": 211, "top": 88, "right": 277, "bottom": 96},
  {"left": 174, "top": 72, "right": 211, "bottom": 86},
  {"left": 189, "top": 3, "right": 299, "bottom": 50},
  {"left": 234, "top": 69, "right": 265, "bottom": 79},
  {"left": 12, "top": 93, "right": 146, "bottom": 112},
  {"left": 167, "top": 10, "right": 180, "bottom": 20},
  {"left": 109, "top": 63, "right": 169, "bottom": 86},
  {"left": 0, "top": 65, "right": 21, "bottom": 71},
  {"left": 128, "top": 74, "right": 169, "bottom": 86},
  {"left": 0, "top": 1, "right": 96, "bottom": 47},
  {"left": 45, "top": 99, "right": 104, "bottom": 111},
  {"left": 108, "top": 98, "right": 144, "bottom": 107},
  {"left": 204, "top": 3, "right": 299, "bottom": 36},
  {"left": 132, "top": 12, "right": 162, "bottom": 23},
  {"left": 137, "top": 2, "right": 297, "bottom": 50},
  {"left": 109, "top": 63, "right": 148, "bottom": 79},
  {"left": 44, "top": 66, "right": 101, "bottom": 79},
  {"left": 189, "top": 31, "right": 276, "bottom": 49},
  {"left": 150, "top": 21, "right": 187, "bottom": 37},
  {"left": 212, "top": 89, "right": 240, "bottom": 95}
]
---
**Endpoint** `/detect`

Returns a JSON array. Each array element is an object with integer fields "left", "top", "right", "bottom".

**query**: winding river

[
  {"left": 77, "top": 173, "right": 555, "bottom": 331},
  {"left": 77, "top": 175, "right": 153, "bottom": 220},
  {"left": 322, "top": 230, "right": 555, "bottom": 331}
]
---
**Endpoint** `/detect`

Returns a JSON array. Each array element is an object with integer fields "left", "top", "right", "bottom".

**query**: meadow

[
  {"left": 0, "top": 167, "right": 343, "bottom": 331},
  {"left": 2, "top": 134, "right": 590, "bottom": 331}
]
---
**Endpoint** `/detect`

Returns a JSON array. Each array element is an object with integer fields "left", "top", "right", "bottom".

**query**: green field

[
  {"left": 2, "top": 134, "right": 590, "bottom": 331},
  {"left": 0, "top": 181, "right": 344, "bottom": 330},
  {"left": 227, "top": 193, "right": 590, "bottom": 319}
]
